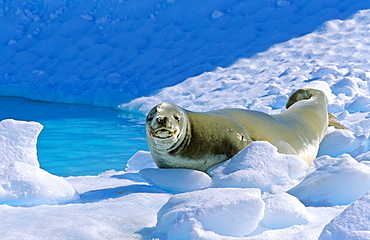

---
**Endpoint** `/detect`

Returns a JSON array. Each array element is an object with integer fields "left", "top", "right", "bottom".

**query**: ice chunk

[
  {"left": 125, "top": 150, "right": 157, "bottom": 172},
  {"left": 211, "top": 10, "right": 224, "bottom": 19},
  {"left": 336, "top": 113, "right": 370, "bottom": 138},
  {"left": 0, "top": 119, "right": 43, "bottom": 167},
  {"left": 356, "top": 151, "right": 370, "bottom": 162},
  {"left": 310, "top": 66, "right": 345, "bottom": 79},
  {"left": 332, "top": 77, "right": 359, "bottom": 97},
  {"left": 318, "top": 127, "right": 364, "bottom": 158},
  {"left": 346, "top": 94, "right": 370, "bottom": 113},
  {"left": 0, "top": 119, "right": 79, "bottom": 206},
  {"left": 208, "top": 141, "right": 308, "bottom": 193},
  {"left": 139, "top": 168, "right": 212, "bottom": 193},
  {"left": 319, "top": 191, "right": 370, "bottom": 240},
  {"left": 0, "top": 161, "right": 79, "bottom": 206},
  {"left": 262, "top": 192, "right": 309, "bottom": 229},
  {"left": 155, "top": 188, "right": 265, "bottom": 238},
  {"left": 289, "top": 155, "right": 370, "bottom": 206},
  {"left": 277, "top": 0, "right": 291, "bottom": 7}
]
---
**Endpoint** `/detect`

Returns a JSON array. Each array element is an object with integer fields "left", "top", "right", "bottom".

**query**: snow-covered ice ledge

[{"left": 0, "top": 119, "right": 79, "bottom": 206}]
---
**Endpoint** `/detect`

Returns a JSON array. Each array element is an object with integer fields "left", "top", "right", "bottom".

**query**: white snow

[
  {"left": 1, "top": 0, "right": 370, "bottom": 239},
  {"left": 0, "top": 120, "right": 79, "bottom": 207},
  {"left": 0, "top": 160, "right": 79, "bottom": 206},
  {"left": 208, "top": 141, "right": 308, "bottom": 193},
  {"left": 319, "top": 192, "right": 370, "bottom": 240},
  {"left": 125, "top": 150, "right": 157, "bottom": 173},
  {"left": 155, "top": 188, "right": 265, "bottom": 238},
  {"left": 261, "top": 192, "right": 309, "bottom": 229},
  {"left": 317, "top": 127, "right": 365, "bottom": 158},
  {"left": 139, "top": 168, "right": 212, "bottom": 193},
  {"left": 289, "top": 155, "right": 370, "bottom": 207}
]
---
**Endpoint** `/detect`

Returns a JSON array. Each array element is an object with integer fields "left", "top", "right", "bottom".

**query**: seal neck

[{"left": 168, "top": 118, "right": 191, "bottom": 155}]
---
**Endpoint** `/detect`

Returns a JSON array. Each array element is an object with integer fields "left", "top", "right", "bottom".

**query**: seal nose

[{"left": 156, "top": 116, "right": 167, "bottom": 124}]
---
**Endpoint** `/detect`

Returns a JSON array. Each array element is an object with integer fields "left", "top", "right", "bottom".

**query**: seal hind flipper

[{"left": 328, "top": 113, "right": 351, "bottom": 131}]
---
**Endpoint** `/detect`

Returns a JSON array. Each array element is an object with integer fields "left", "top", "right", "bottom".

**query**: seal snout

[
  {"left": 146, "top": 102, "right": 186, "bottom": 140},
  {"left": 148, "top": 114, "right": 177, "bottom": 139},
  {"left": 156, "top": 116, "right": 168, "bottom": 124}
]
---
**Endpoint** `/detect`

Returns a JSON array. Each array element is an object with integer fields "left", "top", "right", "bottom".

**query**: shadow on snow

[{"left": 0, "top": 0, "right": 370, "bottom": 104}]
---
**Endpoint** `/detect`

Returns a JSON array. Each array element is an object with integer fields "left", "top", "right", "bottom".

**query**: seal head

[{"left": 146, "top": 102, "right": 189, "bottom": 160}]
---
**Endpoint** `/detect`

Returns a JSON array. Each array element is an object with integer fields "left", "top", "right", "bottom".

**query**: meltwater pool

[{"left": 0, "top": 96, "right": 149, "bottom": 177}]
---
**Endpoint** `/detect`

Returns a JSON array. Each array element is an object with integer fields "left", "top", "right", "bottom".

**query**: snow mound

[
  {"left": 139, "top": 168, "right": 212, "bottom": 193},
  {"left": 356, "top": 151, "right": 370, "bottom": 162},
  {"left": 262, "top": 192, "right": 310, "bottom": 229},
  {"left": 332, "top": 77, "right": 360, "bottom": 97},
  {"left": 155, "top": 188, "right": 265, "bottom": 238},
  {"left": 125, "top": 150, "right": 156, "bottom": 172},
  {"left": 346, "top": 94, "right": 370, "bottom": 113},
  {"left": 0, "top": 119, "right": 79, "bottom": 206},
  {"left": 0, "top": 161, "right": 80, "bottom": 206},
  {"left": 319, "top": 191, "right": 370, "bottom": 240},
  {"left": 289, "top": 155, "right": 370, "bottom": 207},
  {"left": 208, "top": 141, "right": 308, "bottom": 193},
  {"left": 318, "top": 127, "right": 365, "bottom": 158}
]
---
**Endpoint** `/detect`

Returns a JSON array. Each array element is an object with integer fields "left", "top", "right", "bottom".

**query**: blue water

[{"left": 0, "top": 96, "right": 148, "bottom": 177}]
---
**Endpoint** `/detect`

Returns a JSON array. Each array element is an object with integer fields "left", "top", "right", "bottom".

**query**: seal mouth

[{"left": 150, "top": 127, "right": 177, "bottom": 139}]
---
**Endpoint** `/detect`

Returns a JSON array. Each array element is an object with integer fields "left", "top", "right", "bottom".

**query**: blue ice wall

[{"left": 0, "top": 0, "right": 369, "bottom": 107}]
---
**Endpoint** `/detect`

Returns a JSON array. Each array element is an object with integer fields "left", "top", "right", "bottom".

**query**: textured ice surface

[{"left": 1, "top": 0, "right": 370, "bottom": 107}]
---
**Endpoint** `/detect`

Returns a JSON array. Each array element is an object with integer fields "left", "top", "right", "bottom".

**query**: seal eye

[
  {"left": 173, "top": 115, "right": 180, "bottom": 122},
  {"left": 147, "top": 116, "right": 153, "bottom": 122}
]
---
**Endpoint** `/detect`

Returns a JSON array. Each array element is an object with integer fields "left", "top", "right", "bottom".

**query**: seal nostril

[{"left": 156, "top": 116, "right": 167, "bottom": 123}]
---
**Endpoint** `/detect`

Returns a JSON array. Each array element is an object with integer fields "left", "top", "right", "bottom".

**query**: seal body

[{"left": 146, "top": 89, "right": 329, "bottom": 171}]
